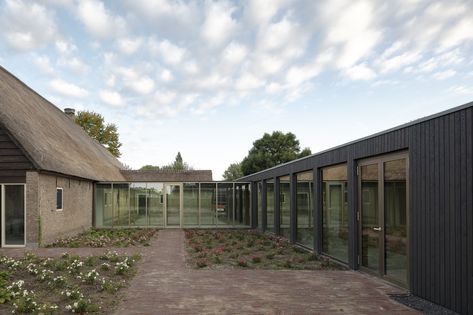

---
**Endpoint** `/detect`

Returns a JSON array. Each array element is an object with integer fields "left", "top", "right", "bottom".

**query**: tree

[
  {"left": 139, "top": 165, "right": 160, "bottom": 171},
  {"left": 140, "top": 152, "right": 192, "bottom": 172},
  {"left": 222, "top": 162, "right": 243, "bottom": 180},
  {"left": 240, "top": 131, "right": 311, "bottom": 176},
  {"left": 75, "top": 110, "right": 122, "bottom": 157}
]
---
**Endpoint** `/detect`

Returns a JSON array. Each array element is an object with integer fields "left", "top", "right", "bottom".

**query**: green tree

[
  {"left": 222, "top": 162, "right": 243, "bottom": 180},
  {"left": 162, "top": 152, "right": 192, "bottom": 171},
  {"left": 240, "top": 131, "right": 311, "bottom": 176},
  {"left": 139, "top": 165, "right": 160, "bottom": 171},
  {"left": 75, "top": 110, "right": 122, "bottom": 157}
]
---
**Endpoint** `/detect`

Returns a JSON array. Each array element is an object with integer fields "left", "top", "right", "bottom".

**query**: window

[
  {"left": 56, "top": 188, "right": 63, "bottom": 211},
  {"left": 322, "top": 164, "right": 348, "bottom": 263},
  {"left": 296, "top": 171, "right": 314, "bottom": 248}
]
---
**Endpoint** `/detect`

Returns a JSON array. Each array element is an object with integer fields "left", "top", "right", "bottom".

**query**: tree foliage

[
  {"left": 222, "top": 162, "right": 243, "bottom": 181},
  {"left": 74, "top": 110, "right": 122, "bottom": 157},
  {"left": 240, "top": 131, "right": 311, "bottom": 176},
  {"left": 139, "top": 152, "right": 192, "bottom": 171}
]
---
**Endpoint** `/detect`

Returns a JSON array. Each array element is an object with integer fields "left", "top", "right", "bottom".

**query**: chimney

[{"left": 64, "top": 108, "right": 75, "bottom": 120}]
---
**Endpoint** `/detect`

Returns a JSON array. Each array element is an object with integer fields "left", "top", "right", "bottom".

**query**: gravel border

[{"left": 389, "top": 294, "right": 459, "bottom": 315}]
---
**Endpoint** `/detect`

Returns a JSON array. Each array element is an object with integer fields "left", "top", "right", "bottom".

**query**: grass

[
  {"left": 185, "top": 229, "right": 343, "bottom": 270},
  {"left": 0, "top": 251, "right": 140, "bottom": 314},
  {"left": 46, "top": 229, "right": 158, "bottom": 248}
]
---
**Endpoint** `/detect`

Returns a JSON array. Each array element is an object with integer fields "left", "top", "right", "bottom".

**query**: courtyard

[{"left": 0, "top": 229, "right": 417, "bottom": 314}]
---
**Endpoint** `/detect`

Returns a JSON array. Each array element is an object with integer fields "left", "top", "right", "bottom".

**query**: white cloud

[
  {"left": 33, "top": 55, "right": 55, "bottom": 75},
  {"left": 149, "top": 38, "right": 186, "bottom": 65},
  {"left": 55, "top": 40, "right": 76, "bottom": 55},
  {"left": 235, "top": 72, "right": 265, "bottom": 91},
  {"left": 439, "top": 17, "right": 473, "bottom": 50},
  {"left": 245, "top": 0, "right": 287, "bottom": 26},
  {"left": 448, "top": 85, "right": 473, "bottom": 95},
  {"left": 58, "top": 57, "right": 89, "bottom": 75},
  {"left": 377, "top": 50, "right": 422, "bottom": 73},
  {"left": 50, "top": 78, "right": 89, "bottom": 98},
  {"left": 100, "top": 89, "right": 125, "bottom": 107},
  {"left": 344, "top": 63, "right": 376, "bottom": 80},
  {"left": 129, "top": 77, "right": 155, "bottom": 95},
  {"left": 222, "top": 42, "right": 248, "bottom": 65},
  {"left": 433, "top": 69, "right": 456, "bottom": 80},
  {"left": 158, "top": 69, "right": 174, "bottom": 83},
  {"left": 0, "top": 0, "right": 58, "bottom": 51},
  {"left": 76, "top": 0, "right": 127, "bottom": 38},
  {"left": 117, "top": 37, "right": 143, "bottom": 55},
  {"left": 201, "top": 1, "right": 238, "bottom": 47},
  {"left": 322, "top": 0, "right": 382, "bottom": 69}
]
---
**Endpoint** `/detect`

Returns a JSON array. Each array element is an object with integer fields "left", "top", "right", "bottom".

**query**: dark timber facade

[{"left": 240, "top": 102, "right": 473, "bottom": 314}]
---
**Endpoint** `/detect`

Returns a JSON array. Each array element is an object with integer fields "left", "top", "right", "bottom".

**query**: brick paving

[{"left": 113, "top": 229, "right": 419, "bottom": 315}]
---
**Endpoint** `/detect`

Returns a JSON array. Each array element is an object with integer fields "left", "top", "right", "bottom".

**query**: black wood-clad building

[{"left": 240, "top": 102, "right": 473, "bottom": 314}]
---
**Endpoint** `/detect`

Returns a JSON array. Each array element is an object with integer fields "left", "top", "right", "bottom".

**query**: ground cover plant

[
  {"left": 47, "top": 229, "right": 158, "bottom": 248},
  {"left": 185, "top": 229, "right": 343, "bottom": 270},
  {"left": 0, "top": 251, "right": 139, "bottom": 314}
]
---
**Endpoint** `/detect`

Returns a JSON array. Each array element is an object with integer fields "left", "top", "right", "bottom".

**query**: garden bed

[
  {"left": 47, "top": 229, "right": 158, "bottom": 248},
  {"left": 185, "top": 229, "right": 343, "bottom": 270},
  {"left": 0, "top": 252, "right": 140, "bottom": 314}
]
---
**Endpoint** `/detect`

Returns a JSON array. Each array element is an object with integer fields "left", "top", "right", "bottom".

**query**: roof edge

[{"left": 237, "top": 100, "right": 473, "bottom": 180}]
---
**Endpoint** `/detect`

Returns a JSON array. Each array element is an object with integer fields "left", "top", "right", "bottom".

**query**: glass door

[
  {"left": 358, "top": 153, "right": 408, "bottom": 287},
  {"left": 1, "top": 184, "right": 26, "bottom": 247},
  {"left": 165, "top": 184, "right": 182, "bottom": 227}
]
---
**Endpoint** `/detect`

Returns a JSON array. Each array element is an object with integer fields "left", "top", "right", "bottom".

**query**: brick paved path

[{"left": 114, "top": 229, "right": 418, "bottom": 315}]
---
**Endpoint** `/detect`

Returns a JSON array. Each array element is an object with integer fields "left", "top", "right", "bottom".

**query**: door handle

[{"left": 373, "top": 227, "right": 382, "bottom": 232}]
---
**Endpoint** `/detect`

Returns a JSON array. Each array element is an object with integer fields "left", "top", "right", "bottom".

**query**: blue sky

[{"left": 1, "top": 0, "right": 472, "bottom": 179}]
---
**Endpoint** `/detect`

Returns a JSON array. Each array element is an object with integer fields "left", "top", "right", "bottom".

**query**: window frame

[{"left": 56, "top": 187, "right": 64, "bottom": 211}]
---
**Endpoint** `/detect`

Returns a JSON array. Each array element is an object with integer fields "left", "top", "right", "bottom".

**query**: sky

[{"left": 1, "top": 0, "right": 473, "bottom": 179}]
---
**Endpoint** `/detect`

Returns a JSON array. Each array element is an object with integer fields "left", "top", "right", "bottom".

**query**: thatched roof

[
  {"left": 121, "top": 170, "right": 213, "bottom": 182},
  {"left": 0, "top": 66, "right": 125, "bottom": 181}
]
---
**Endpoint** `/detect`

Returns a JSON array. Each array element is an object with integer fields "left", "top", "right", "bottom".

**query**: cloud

[
  {"left": 0, "top": 0, "right": 58, "bottom": 51},
  {"left": 222, "top": 41, "right": 248, "bottom": 65},
  {"left": 50, "top": 78, "right": 89, "bottom": 98},
  {"left": 158, "top": 69, "right": 174, "bottom": 83},
  {"left": 201, "top": 1, "right": 238, "bottom": 47},
  {"left": 148, "top": 38, "right": 186, "bottom": 65},
  {"left": 344, "top": 63, "right": 376, "bottom": 80},
  {"left": 76, "top": 0, "right": 127, "bottom": 38},
  {"left": 58, "top": 57, "right": 89, "bottom": 75},
  {"left": 433, "top": 69, "right": 456, "bottom": 80},
  {"left": 100, "top": 89, "right": 125, "bottom": 107},
  {"left": 33, "top": 55, "right": 55, "bottom": 75},
  {"left": 55, "top": 40, "right": 77, "bottom": 54},
  {"left": 117, "top": 37, "right": 143, "bottom": 55}
]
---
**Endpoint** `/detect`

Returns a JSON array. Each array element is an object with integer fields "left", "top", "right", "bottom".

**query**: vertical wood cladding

[
  {"left": 0, "top": 126, "right": 34, "bottom": 183},
  {"left": 241, "top": 104, "right": 473, "bottom": 314}
]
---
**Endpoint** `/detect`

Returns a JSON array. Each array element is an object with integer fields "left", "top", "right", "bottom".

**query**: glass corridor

[{"left": 95, "top": 182, "right": 251, "bottom": 228}]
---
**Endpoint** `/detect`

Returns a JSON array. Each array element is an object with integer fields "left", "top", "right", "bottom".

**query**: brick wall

[{"left": 26, "top": 172, "right": 93, "bottom": 246}]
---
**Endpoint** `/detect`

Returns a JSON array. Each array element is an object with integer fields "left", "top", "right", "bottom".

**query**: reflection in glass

[
  {"left": 235, "top": 183, "right": 251, "bottom": 227},
  {"left": 95, "top": 184, "right": 112, "bottom": 227},
  {"left": 257, "top": 182, "right": 263, "bottom": 229},
  {"left": 279, "top": 176, "right": 291, "bottom": 238},
  {"left": 266, "top": 180, "right": 275, "bottom": 232},
  {"left": 130, "top": 183, "right": 147, "bottom": 227},
  {"left": 113, "top": 183, "right": 130, "bottom": 227},
  {"left": 200, "top": 183, "right": 216, "bottom": 226},
  {"left": 217, "top": 183, "right": 233, "bottom": 226},
  {"left": 322, "top": 164, "right": 348, "bottom": 262},
  {"left": 296, "top": 171, "right": 313, "bottom": 248},
  {"left": 147, "top": 183, "right": 164, "bottom": 227},
  {"left": 183, "top": 183, "right": 199, "bottom": 227},
  {"left": 361, "top": 164, "right": 379, "bottom": 270},
  {"left": 4, "top": 185, "right": 25, "bottom": 245},
  {"left": 166, "top": 185, "right": 181, "bottom": 226},
  {"left": 385, "top": 159, "right": 407, "bottom": 285}
]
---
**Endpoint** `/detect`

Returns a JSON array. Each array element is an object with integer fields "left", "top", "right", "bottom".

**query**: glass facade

[
  {"left": 95, "top": 182, "right": 251, "bottom": 228},
  {"left": 257, "top": 182, "right": 262, "bottom": 229},
  {"left": 266, "top": 180, "right": 275, "bottom": 233},
  {"left": 296, "top": 171, "right": 313, "bottom": 248},
  {"left": 322, "top": 164, "right": 348, "bottom": 263},
  {"left": 279, "top": 175, "right": 290, "bottom": 238}
]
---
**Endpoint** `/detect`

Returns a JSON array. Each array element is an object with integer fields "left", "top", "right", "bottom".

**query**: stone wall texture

[{"left": 27, "top": 172, "right": 93, "bottom": 246}]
